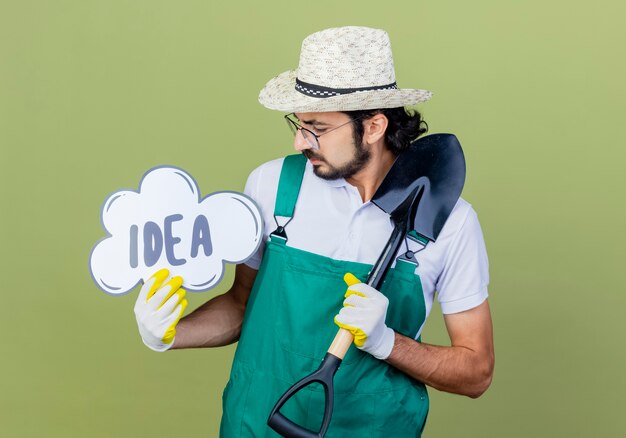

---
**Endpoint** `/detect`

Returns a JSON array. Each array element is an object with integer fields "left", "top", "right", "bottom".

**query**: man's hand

[
  {"left": 334, "top": 273, "right": 395, "bottom": 360},
  {"left": 134, "top": 268, "right": 188, "bottom": 352}
]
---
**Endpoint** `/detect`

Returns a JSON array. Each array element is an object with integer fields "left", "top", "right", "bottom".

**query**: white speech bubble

[{"left": 89, "top": 165, "right": 263, "bottom": 295}]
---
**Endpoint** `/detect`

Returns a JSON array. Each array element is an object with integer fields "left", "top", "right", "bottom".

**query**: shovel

[{"left": 267, "top": 133, "right": 466, "bottom": 438}]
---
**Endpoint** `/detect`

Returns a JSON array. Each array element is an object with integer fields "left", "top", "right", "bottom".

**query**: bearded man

[{"left": 134, "top": 26, "right": 494, "bottom": 437}]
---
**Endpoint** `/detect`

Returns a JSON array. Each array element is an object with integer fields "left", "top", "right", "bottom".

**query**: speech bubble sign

[{"left": 89, "top": 165, "right": 263, "bottom": 295}]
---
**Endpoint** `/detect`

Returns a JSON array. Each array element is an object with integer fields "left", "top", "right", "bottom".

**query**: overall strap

[{"left": 270, "top": 154, "right": 307, "bottom": 242}]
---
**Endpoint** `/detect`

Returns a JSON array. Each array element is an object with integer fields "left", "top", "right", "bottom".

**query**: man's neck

[{"left": 346, "top": 144, "right": 396, "bottom": 202}]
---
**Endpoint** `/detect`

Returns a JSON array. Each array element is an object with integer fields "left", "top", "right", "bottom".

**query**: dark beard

[{"left": 303, "top": 142, "right": 371, "bottom": 180}]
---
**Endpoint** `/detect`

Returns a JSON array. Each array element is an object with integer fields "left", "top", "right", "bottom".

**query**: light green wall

[{"left": 1, "top": 1, "right": 625, "bottom": 436}]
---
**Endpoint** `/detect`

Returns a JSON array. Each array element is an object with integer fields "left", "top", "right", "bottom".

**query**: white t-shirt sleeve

[
  {"left": 436, "top": 206, "right": 490, "bottom": 314},
  {"left": 241, "top": 158, "right": 283, "bottom": 270},
  {"left": 242, "top": 165, "right": 265, "bottom": 270}
]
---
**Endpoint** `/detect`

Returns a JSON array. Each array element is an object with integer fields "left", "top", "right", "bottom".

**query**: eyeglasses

[{"left": 284, "top": 113, "right": 363, "bottom": 150}]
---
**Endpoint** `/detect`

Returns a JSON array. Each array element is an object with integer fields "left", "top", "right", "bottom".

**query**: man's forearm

[
  {"left": 169, "top": 264, "right": 256, "bottom": 350},
  {"left": 172, "top": 292, "right": 246, "bottom": 349},
  {"left": 386, "top": 332, "right": 494, "bottom": 398}
]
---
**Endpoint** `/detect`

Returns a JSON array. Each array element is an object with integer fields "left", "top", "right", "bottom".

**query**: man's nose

[{"left": 293, "top": 129, "right": 312, "bottom": 151}]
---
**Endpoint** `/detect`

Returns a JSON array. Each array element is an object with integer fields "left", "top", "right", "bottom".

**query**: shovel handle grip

[{"left": 327, "top": 328, "right": 353, "bottom": 360}]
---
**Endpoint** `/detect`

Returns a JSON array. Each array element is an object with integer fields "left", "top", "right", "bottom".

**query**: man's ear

[{"left": 363, "top": 113, "right": 388, "bottom": 145}]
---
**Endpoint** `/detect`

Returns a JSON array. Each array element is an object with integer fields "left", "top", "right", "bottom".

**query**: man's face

[{"left": 292, "top": 112, "right": 371, "bottom": 180}]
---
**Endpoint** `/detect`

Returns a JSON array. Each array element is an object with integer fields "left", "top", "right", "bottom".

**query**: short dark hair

[{"left": 343, "top": 107, "right": 428, "bottom": 154}]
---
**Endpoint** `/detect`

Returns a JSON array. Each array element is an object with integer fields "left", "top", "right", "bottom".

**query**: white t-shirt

[{"left": 243, "top": 157, "right": 489, "bottom": 337}]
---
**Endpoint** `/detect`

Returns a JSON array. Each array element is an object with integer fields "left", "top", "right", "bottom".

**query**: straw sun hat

[{"left": 259, "top": 26, "right": 432, "bottom": 113}]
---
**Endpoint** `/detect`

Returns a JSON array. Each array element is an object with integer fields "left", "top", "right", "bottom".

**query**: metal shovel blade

[{"left": 372, "top": 133, "right": 466, "bottom": 242}]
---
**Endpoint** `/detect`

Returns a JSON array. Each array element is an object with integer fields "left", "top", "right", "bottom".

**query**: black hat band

[{"left": 295, "top": 78, "right": 398, "bottom": 99}]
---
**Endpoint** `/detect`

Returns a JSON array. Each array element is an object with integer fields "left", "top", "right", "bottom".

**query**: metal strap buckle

[{"left": 269, "top": 215, "right": 293, "bottom": 242}]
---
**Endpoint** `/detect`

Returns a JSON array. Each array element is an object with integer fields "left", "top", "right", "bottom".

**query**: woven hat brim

[{"left": 259, "top": 70, "right": 432, "bottom": 113}]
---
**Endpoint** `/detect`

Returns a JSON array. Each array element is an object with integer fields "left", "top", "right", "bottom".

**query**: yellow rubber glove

[
  {"left": 334, "top": 273, "right": 395, "bottom": 360},
  {"left": 134, "top": 268, "right": 188, "bottom": 352}
]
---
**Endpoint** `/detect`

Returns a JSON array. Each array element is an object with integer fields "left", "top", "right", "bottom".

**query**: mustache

[{"left": 303, "top": 150, "right": 324, "bottom": 162}]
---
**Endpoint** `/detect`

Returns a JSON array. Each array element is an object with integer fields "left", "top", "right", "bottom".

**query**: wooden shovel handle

[{"left": 327, "top": 328, "right": 354, "bottom": 360}]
